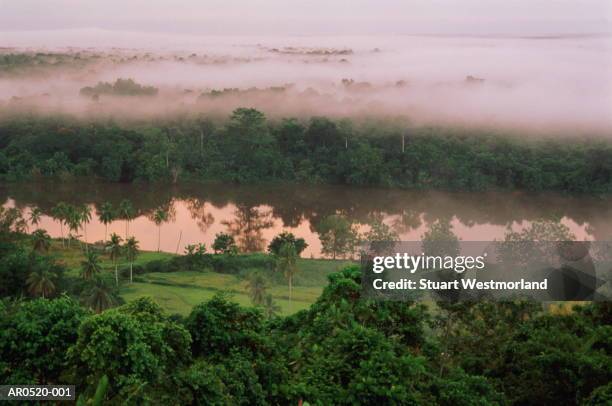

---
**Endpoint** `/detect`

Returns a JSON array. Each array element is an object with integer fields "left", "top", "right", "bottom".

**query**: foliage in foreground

[{"left": 0, "top": 266, "right": 610, "bottom": 405}]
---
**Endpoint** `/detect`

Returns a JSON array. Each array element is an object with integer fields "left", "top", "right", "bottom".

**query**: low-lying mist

[{"left": 1, "top": 32, "right": 611, "bottom": 133}]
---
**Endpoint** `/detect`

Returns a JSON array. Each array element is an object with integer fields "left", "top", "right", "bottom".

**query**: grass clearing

[{"left": 42, "top": 237, "right": 352, "bottom": 316}]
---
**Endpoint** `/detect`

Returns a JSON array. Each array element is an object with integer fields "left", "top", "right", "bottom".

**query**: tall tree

[
  {"left": 107, "top": 233, "right": 123, "bottom": 286},
  {"left": 276, "top": 242, "right": 298, "bottom": 306},
  {"left": 118, "top": 200, "right": 135, "bottom": 240},
  {"left": 66, "top": 205, "right": 82, "bottom": 248},
  {"left": 82, "top": 278, "right": 115, "bottom": 313},
  {"left": 26, "top": 268, "right": 56, "bottom": 298},
  {"left": 268, "top": 231, "right": 308, "bottom": 256},
  {"left": 31, "top": 229, "right": 51, "bottom": 253},
  {"left": 152, "top": 208, "right": 169, "bottom": 252},
  {"left": 317, "top": 214, "right": 360, "bottom": 259},
  {"left": 51, "top": 202, "right": 69, "bottom": 247},
  {"left": 125, "top": 237, "right": 139, "bottom": 284},
  {"left": 246, "top": 273, "right": 267, "bottom": 306},
  {"left": 262, "top": 294, "right": 281, "bottom": 319},
  {"left": 212, "top": 232, "right": 238, "bottom": 254},
  {"left": 28, "top": 207, "right": 42, "bottom": 231},
  {"left": 80, "top": 204, "right": 92, "bottom": 253},
  {"left": 80, "top": 251, "right": 102, "bottom": 280},
  {"left": 97, "top": 202, "right": 115, "bottom": 243}
]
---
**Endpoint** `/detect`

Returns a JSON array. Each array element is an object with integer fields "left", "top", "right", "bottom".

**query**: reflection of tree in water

[
  {"left": 184, "top": 198, "right": 215, "bottom": 233},
  {"left": 146, "top": 200, "right": 177, "bottom": 223},
  {"left": 392, "top": 208, "right": 422, "bottom": 235},
  {"left": 499, "top": 217, "right": 576, "bottom": 266},
  {"left": 222, "top": 204, "right": 274, "bottom": 252}
]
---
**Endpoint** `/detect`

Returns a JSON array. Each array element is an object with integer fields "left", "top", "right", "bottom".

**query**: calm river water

[{"left": 2, "top": 182, "right": 612, "bottom": 257}]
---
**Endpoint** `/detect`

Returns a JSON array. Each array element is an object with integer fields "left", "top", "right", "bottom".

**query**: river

[{"left": 2, "top": 182, "right": 612, "bottom": 257}]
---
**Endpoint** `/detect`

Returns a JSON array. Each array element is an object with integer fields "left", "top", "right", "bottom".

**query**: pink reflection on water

[{"left": 5, "top": 198, "right": 594, "bottom": 258}]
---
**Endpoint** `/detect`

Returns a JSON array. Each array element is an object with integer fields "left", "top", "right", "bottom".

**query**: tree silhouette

[
  {"left": 66, "top": 205, "right": 82, "bottom": 248},
  {"left": 222, "top": 204, "right": 273, "bottom": 253},
  {"left": 80, "top": 204, "right": 92, "bottom": 253},
  {"left": 152, "top": 208, "right": 169, "bottom": 252},
  {"left": 51, "top": 202, "right": 69, "bottom": 247},
  {"left": 97, "top": 202, "right": 115, "bottom": 243},
  {"left": 118, "top": 200, "right": 135, "bottom": 240},
  {"left": 28, "top": 207, "right": 42, "bottom": 231}
]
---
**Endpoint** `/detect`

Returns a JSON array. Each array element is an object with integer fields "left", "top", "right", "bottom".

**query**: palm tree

[
  {"left": 80, "top": 251, "right": 102, "bottom": 280},
  {"left": 26, "top": 268, "right": 56, "bottom": 298},
  {"left": 262, "top": 294, "right": 281, "bottom": 319},
  {"left": 152, "top": 208, "right": 169, "bottom": 252},
  {"left": 97, "top": 202, "right": 115, "bottom": 242},
  {"left": 31, "top": 229, "right": 51, "bottom": 253},
  {"left": 80, "top": 205, "right": 92, "bottom": 253},
  {"left": 118, "top": 200, "right": 135, "bottom": 240},
  {"left": 125, "top": 237, "right": 139, "bottom": 284},
  {"left": 28, "top": 207, "right": 43, "bottom": 231},
  {"left": 66, "top": 205, "right": 82, "bottom": 248},
  {"left": 276, "top": 242, "right": 298, "bottom": 306},
  {"left": 51, "top": 202, "right": 69, "bottom": 247},
  {"left": 246, "top": 273, "right": 267, "bottom": 306},
  {"left": 107, "top": 233, "right": 123, "bottom": 286},
  {"left": 83, "top": 277, "right": 115, "bottom": 313}
]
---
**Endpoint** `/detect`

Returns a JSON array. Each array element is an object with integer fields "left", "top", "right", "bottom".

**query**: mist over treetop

[{"left": 1, "top": 33, "right": 611, "bottom": 133}]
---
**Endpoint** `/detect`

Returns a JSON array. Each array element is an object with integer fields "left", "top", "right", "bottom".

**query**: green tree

[
  {"left": 97, "top": 202, "right": 115, "bottom": 243},
  {"left": 276, "top": 242, "right": 298, "bottom": 306},
  {"left": 125, "top": 237, "right": 139, "bottom": 284},
  {"left": 246, "top": 272, "right": 268, "bottom": 306},
  {"left": 82, "top": 277, "right": 115, "bottom": 313},
  {"left": 0, "top": 296, "right": 88, "bottom": 384},
  {"left": 68, "top": 298, "right": 191, "bottom": 402},
  {"left": 31, "top": 229, "right": 51, "bottom": 253},
  {"left": 317, "top": 214, "right": 360, "bottom": 259},
  {"left": 80, "top": 251, "right": 102, "bottom": 280},
  {"left": 365, "top": 216, "right": 399, "bottom": 255},
  {"left": 268, "top": 231, "right": 308, "bottom": 256},
  {"left": 421, "top": 218, "right": 460, "bottom": 257},
  {"left": 107, "top": 233, "right": 123, "bottom": 286},
  {"left": 262, "top": 294, "right": 281, "bottom": 319},
  {"left": 185, "top": 293, "right": 263, "bottom": 357},
  {"left": 212, "top": 232, "right": 237, "bottom": 254},
  {"left": 26, "top": 267, "right": 56, "bottom": 298}
]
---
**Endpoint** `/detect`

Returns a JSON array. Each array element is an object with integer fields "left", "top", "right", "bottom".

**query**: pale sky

[{"left": 0, "top": 0, "right": 610, "bottom": 36}]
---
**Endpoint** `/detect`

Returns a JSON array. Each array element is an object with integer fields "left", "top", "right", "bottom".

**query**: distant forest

[{"left": 1, "top": 108, "right": 612, "bottom": 193}]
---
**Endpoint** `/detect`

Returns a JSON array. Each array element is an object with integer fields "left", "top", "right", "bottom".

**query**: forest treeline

[{"left": 1, "top": 108, "right": 612, "bottom": 193}]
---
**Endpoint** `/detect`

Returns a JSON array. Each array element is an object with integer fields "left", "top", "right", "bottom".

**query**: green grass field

[{"left": 43, "top": 238, "right": 352, "bottom": 316}]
